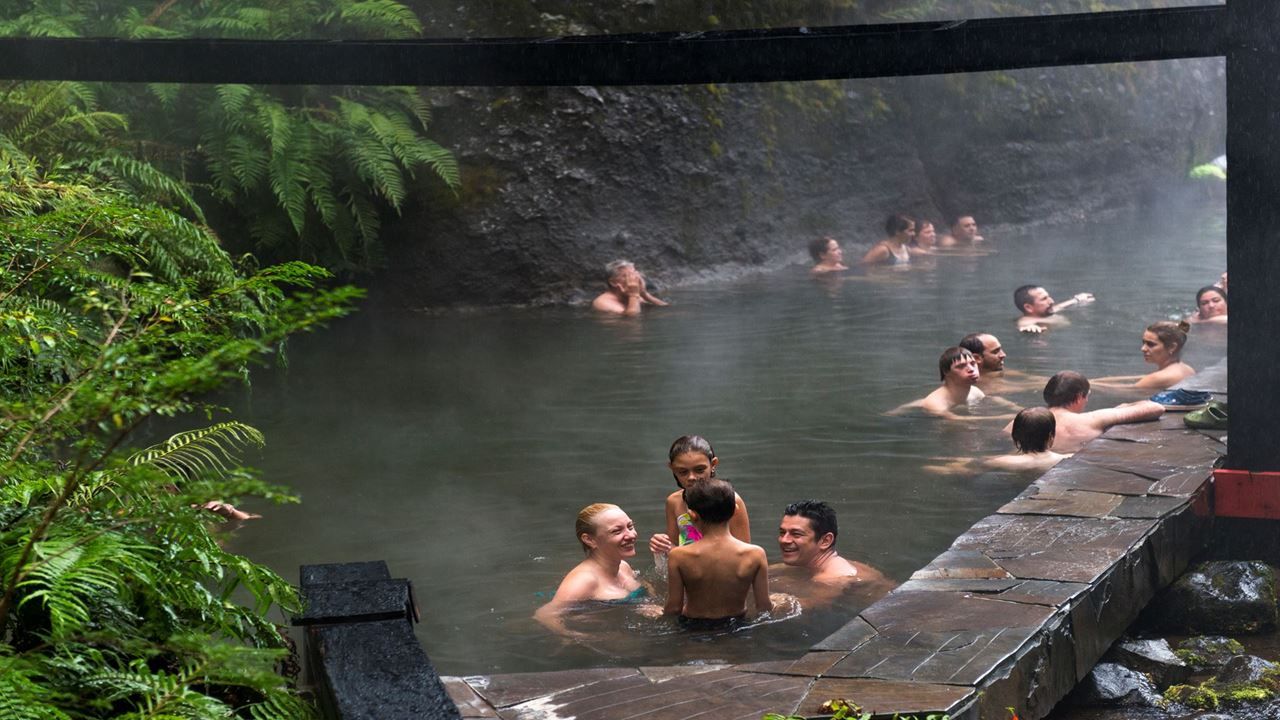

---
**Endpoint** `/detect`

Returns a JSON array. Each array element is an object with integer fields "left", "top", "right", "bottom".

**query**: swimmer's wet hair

[
  {"left": 783, "top": 500, "right": 838, "bottom": 542},
  {"left": 950, "top": 214, "right": 975, "bottom": 228},
  {"left": 884, "top": 213, "right": 914, "bottom": 237},
  {"left": 1013, "top": 285, "right": 1040, "bottom": 313},
  {"left": 1196, "top": 285, "right": 1227, "bottom": 306},
  {"left": 938, "top": 346, "right": 975, "bottom": 381},
  {"left": 958, "top": 333, "right": 987, "bottom": 357},
  {"left": 1147, "top": 320, "right": 1189, "bottom": 358},
  {"left": 669, "top": 435, "right": 716, "bottom": 464},
  {"left": 575, "top": 503, "right": 620, "bottom": 554},
  {"left": 1011, "top": 407, "right": 1056, "bottom": 453},
  {"left": 669, "top": 435, "right": 718, "bottom": 487},
  {"left": 1044, "top": 371, "right": 1090, "bottom": 408},
  {"left": 684, "top": 478, "right": 736, "bottom": 524},
  {"left": 809, "top": 236, "right": 836, "bottom": 262},
  {"left": 604, "top": 259, "right": 633, "bottom": 282}
]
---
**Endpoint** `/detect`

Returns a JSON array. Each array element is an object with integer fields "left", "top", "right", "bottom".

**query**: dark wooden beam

[
  {"left": 0, "top": 6, "right": 1224, "bottom": 86},
  {"left": 1226, "top": 0, "right": 1280, "bottom": 472}
]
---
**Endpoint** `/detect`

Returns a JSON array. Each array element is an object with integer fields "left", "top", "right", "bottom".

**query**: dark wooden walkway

[{"left": 444, "top": 362, "right": 1227, "bottom": 719}]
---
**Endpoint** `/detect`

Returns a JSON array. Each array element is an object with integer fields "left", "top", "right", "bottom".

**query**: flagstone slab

[
  {"left": 637, "top": 664, "right": 730, "bottom": 684},
  {"left": 860, "top": 590, "right": 1057, "bottom": 635},
  {"left": 497, "top": 669, "right": 810, "bottom": 720},
  {"left": 1033, "top": 463, "right": 1157, "bottom": 495},
  {"left": 993, "top": 580, "right": 1091, "bottom": 607},
  {"left": 895, "top": 577, "right": 1024, "bottom": 595},
  {"left": 1149, "top": 467, "right": 1214, "bottom": 497},
  {"left": 735, "top": 651, "right": 847, "bottom": 677},
  {"left": 909, "top": 549, "right": 1014, "bottom": 580},
  {"left": 1111, "top": 494, "right": 1188, "bottom": 518},
  {"left": 999, "top": 487, "right": 1125, "bottom": 518},
  {"left": 812, "top": 616, "right": 877, "bottom": 652},
  {"left": 443, "top": 678, "right": 499, "bottom": 718},
  {"left": 950, "top": 515, "right": 1157, "bottom": 584},
  {"left": 463, "top": 668, "right": 641, "bottom": 709},
  {"left": 826, "top": 626, "right": 1041, "bottom": 685}
]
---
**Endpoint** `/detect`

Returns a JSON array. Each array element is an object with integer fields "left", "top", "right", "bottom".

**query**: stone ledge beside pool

[{"left": 442, "top": 362, "right": 1227, "bottom": 720}]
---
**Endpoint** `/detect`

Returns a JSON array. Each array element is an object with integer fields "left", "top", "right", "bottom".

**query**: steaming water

[{"left": 217, "top": 197, "right": 1224, "bottom": 676}]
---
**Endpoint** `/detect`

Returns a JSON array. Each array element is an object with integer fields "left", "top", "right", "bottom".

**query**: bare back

[
  {"left": 1050, "top": 401, "right": 1164, "bottom": 453},
  {"left": 666, "top": 535, "right": 769, "bottom": 619}
]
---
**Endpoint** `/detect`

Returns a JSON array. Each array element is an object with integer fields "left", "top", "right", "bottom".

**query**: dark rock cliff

[{"left": 376, "top": 2, "right": 1225, "bottom": 307}]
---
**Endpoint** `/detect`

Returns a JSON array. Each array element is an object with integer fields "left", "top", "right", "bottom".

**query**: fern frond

[
  {"left": 222, "top": 135, "right": 270, "bottom": 193},
  {"left": 127, "top": 422, "right": 265, "bottom": 483},
  {"left": 339, "top": 0, "right": 423, "bottom": 38},
  {"left": 85, "top": 154, "right": 206, "bottom": 221},
  {"left": 411, "top": 136, "right": 460, "bottom": 189},
  {"left": 213, "top": 84, "right": 255, "bottom": 131}
]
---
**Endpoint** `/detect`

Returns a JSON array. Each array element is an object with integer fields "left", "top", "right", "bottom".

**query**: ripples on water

[{"left": 215, "top": 201, "right": 1225, "bottom": 675}]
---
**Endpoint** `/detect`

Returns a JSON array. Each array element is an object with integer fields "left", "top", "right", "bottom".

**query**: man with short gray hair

[{"left": 592, "top": 259, "right": 668, "bottom": 315}]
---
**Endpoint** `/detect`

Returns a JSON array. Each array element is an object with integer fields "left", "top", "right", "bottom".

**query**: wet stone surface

[
  {"left": 440, "top": 382, "right": 1221, "bottom": 720},
  {"left": 1143, "top": 561, "right": 1278, "bottom": 635}
]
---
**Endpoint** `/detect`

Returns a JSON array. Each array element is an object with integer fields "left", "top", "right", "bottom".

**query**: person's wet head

[
  {"left": 1011, "top": 407, "right": 1056, "bottom": 453},
  {"left": 914, "top": 222, "right": 937, "bottom": 250},
  {"left": 960, "top": 333, "right": 1006, "bottom": 372},
  {"left": 575, "top": 503, "right": 638, "bottom": 557},
  {"left": 939, "top": 346, "right": 980, "bottom": 384},
  {"left": 885, "top": 214, "right": 915, "bottom": 243},
  {"left": 951, "top": 215, "right": 979, "bottom": 242},
  {"left": 778, "top": 500, "right": 838, "bottom": 568},
  {"left": 1142, "top": 321, "right": 1189, "bottom": 365},
  {"left": 1196, "top": 286, "right": 1228, "bottom": 320},
  {"left": 1015, "top": 285, "right": 1055, "bottom": 318},
  {"left": 809, "top": 236, "right": 842, "bottom": 265},
  {"left": 1044, "top": 371, "right": 1090, "bottom": 410},
  {"left": 668, "top": 435, "right": 718, "bottom": 489},
  {"left": 604, "top": 259, "right": 636, "bottom": 290},
  {"left": 683, "top": 478, "right": 737, "bottom": 525}
]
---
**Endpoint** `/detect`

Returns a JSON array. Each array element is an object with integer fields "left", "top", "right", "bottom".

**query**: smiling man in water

[{"left": 776, "top": 501, "right": 894, "bottom": 605}]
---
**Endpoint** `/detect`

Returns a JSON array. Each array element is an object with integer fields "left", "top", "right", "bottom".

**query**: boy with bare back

[{"left": 664, "top": 478, "right": 772, "bottom": 629}]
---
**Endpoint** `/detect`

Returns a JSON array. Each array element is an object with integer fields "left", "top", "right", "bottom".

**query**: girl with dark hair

[
  {"left": 1188, "top": 285, "right": 1228, "bottom": 325},
  {"left": 1095, "top": 321, "right": 1196, "bottom": 390},
  {"left": 647, "top": 435, "right": 751, "bottom": 557},
  {"left": 860, "top": 213, "right": 924, "bottom": 266},
  {"left": 808, "top": 236, "right": 848, "bottom": 273}
]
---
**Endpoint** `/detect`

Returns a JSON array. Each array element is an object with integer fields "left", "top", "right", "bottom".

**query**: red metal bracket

[{"left": 1213, "top": 469, "right": 1280, "bottom": 519}]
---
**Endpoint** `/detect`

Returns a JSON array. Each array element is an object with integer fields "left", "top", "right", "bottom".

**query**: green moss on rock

[{"left": 1164, "top": 684, "right": 1219, "bottom": 710}]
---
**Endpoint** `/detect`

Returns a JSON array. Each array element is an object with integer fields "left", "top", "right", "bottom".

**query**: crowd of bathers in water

[
  {"left": 534, "top": 435, "right": 894, "bottom": 636},
  {"left": 575, "top": 214, "right": 1228, "bottom": 634}
]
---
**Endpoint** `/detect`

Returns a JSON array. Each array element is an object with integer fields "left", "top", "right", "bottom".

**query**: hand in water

[
  {"left": 1074, "top": 292, "right": 1096, "bottom": 304},
  {"left": 1019, "top": 324, "right": 1045, "bottom": 334},
  {"left": 765, "top": 592, "right": 802, "bottom": 619},
  {"left": 648, "top": 532, "right": 672, "bottom": 555},
  {"left": 633, "top": 603, "right": 664, "bottom": 619}
]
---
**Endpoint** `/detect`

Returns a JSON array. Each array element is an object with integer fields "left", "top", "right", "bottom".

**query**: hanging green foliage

[
  {"left": 0, "top": 97, "right": 360, "bottom": 716},
  {"left": 0, "top": 0, "right": 460, "bottom": 272}
]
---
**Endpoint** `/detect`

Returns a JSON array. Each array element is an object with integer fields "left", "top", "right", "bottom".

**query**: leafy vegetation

[
  {"left": 0, "top": 79, "right": 360, "bottom": 716},
  {"left": 0, "top": 0, "right": 460, "bottom": 273}
]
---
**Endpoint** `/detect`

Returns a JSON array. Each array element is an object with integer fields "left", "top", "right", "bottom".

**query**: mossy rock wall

[{"left": 378, "top": 1, "right": 1225, "bottom": 306}]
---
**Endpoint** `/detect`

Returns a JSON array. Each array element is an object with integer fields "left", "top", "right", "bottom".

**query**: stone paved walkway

[{"left": 444, "top": 363, "right": 1227, "bottom": 719}]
